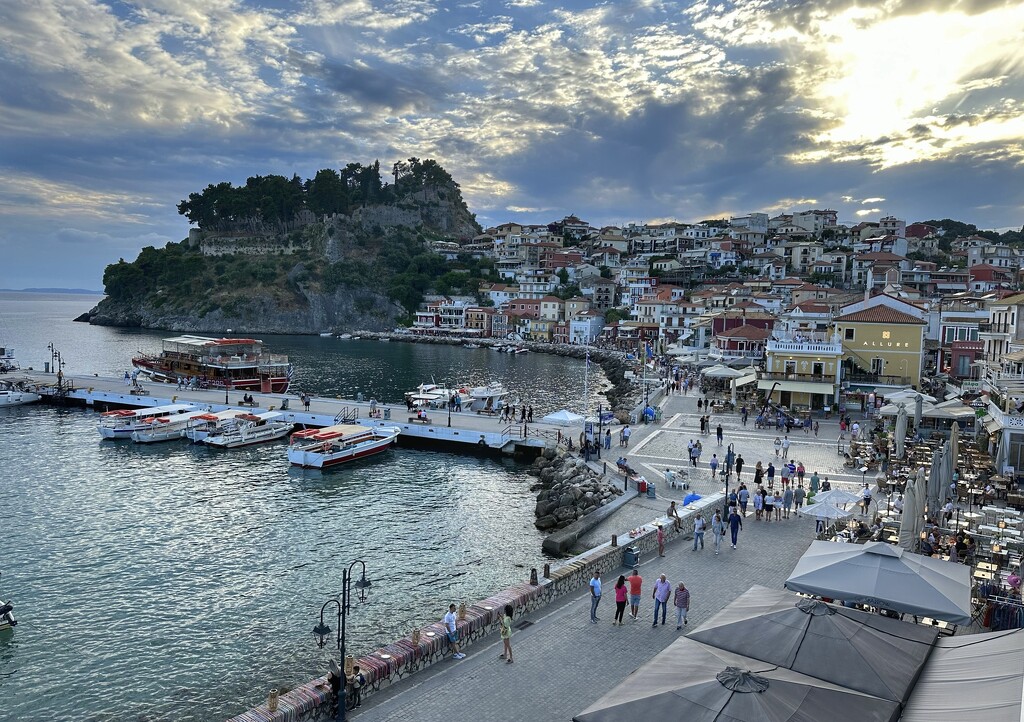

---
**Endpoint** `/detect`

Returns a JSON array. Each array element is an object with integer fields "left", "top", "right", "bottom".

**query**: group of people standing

[{"left": 591, "top": 570, "right": 692, "bottom": 630}]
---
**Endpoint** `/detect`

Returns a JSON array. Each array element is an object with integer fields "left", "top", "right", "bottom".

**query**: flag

[{"left": 645, "top": 342, "right": 653, "bottom": 359}]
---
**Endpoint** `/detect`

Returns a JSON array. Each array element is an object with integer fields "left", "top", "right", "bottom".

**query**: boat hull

[
  {"left": 288, "top": 429, "right": 399, "bottom": 468},
  {"left": 205, "top": 424, "right": 292, "bottom": 448},
  {"left": 132, "top": 360, "right": 291, "bottom": 393},
  {"left": 131, "top": 428, "right": 187, "bottom": 444},
  {"left": 0, "top": 391, "right": 41, "bottom": 407}
]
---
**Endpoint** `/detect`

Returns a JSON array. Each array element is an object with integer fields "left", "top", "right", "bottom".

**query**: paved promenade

[{"left": 350, "top": 390, "right": 895, "bottom": 721}]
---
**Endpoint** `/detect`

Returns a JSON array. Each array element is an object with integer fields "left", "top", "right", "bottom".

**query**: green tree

[{"left": 556, "top": 268, "right": 570, "bottom": 285}]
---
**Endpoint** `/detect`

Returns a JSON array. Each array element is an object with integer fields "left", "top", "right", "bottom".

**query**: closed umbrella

[
  {"left": 895, "top": 403, "right": 908, "bottom": 459},
  {"left": 926, "top": 448, "right": 943, "bottom": 519},
  {"left": 898, "top": 468, "right": 923, "bottom": 551},
  {"left": 914, "top": 394, "right": 923, "bottom": 430}
]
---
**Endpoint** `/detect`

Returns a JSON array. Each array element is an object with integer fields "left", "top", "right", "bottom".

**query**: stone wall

[
  {"left": 200, "top": 235, "right": 312, "bottom": 257},
  {"left": 227, "top": 493, "right": 722, "bottom": 722}
]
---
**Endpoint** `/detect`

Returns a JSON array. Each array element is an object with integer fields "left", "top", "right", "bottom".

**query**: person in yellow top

[{"left": 498, "top": 604, "right": 514, "bottom": 664}]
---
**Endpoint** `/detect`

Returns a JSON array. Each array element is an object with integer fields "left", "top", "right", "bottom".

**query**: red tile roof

[
  {"left": 834, "top": 306, "right": 925, "bottom": 324},
  {"left": 719, "top": 324, "right": 771, "bottom": 340}
]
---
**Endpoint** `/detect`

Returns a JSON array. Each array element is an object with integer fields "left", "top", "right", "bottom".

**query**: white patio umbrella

[
  {"left": 798, "top": 502, "right": 854, "bottom": 520},
  {"left": 703, "top": 365, "right": 745, "bottom": 379},
  {"left": 810, "top": 489, "right": 863, "bottom": 507},
  {"left": 948, "top": 421, "right": 960, "bottom": 484},
  {"left": 926, "top": 447, "right": 944, "bottom": 518},
  {"left": 895, "top": 403, "right": 908, "bottom": 459},
  {"left": 898, "top": 467, "right": 924, "bottom": 551}
]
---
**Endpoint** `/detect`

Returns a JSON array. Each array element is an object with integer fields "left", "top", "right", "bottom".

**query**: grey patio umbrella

[
  {"left": 689, "top": 585, "right": 939, "bottom": 704},
  {"left": 574, "top": 637, "right": 901, "bottom": 722},
  {"left": 914, "top": 393, "right": 924, "bottom": 430},
  {"left": 895, "top": 403, "right": 908, "bottom": 459},
  {"left": 784, "top": 541, "right": 973, "bottom": 625},
  {"left": 926, "top": 447, "right": 943, "bottom": 519},
  {"left": 898, "top": 467, "right": 924, "bottom": 551}
]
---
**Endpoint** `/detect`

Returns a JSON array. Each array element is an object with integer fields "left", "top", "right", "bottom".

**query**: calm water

[{"left": 0, "top": 293, "right": 607, "bottom": 722}]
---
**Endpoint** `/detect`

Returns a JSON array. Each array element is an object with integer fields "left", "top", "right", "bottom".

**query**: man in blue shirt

[{"left": 589, "top": 571, "right": 602, "bottom": 623}]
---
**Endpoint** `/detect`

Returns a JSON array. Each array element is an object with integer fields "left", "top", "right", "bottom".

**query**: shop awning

[
  {"left": 734, "top": 373, "right": 758, "bottom": 388},
  {"left": 757, "top": 379, "right": 837, "bottom": 396},
  {"left": 983, "top": 416, "right": 1002, "bottom": 434}
]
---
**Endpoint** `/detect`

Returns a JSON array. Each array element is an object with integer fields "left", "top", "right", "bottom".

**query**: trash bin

[
  {"left": 623, "top": 547, "right": 640, "bottom": 567},
  {"left": 646, "top": 482, "right": 657, "bottom": 499},
  {"left": 383, "top": 408, "right": 391, "bottom": 420}
]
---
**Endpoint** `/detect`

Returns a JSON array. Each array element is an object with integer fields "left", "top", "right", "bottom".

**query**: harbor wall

[{"left": 226, "top": 493, "right": 722, "bottom": 722}]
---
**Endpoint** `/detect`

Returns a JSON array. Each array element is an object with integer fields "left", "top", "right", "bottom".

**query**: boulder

[{"left": 535, "top": 515, "right": 557, "bottom": 530}]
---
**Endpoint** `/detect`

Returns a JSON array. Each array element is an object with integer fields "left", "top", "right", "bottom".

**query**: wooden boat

[
  {"left": 132, "top": 335, "right": 292, "bottom": 393},
  {"left": 98, "top": 403, "right": 200, "bottom": 439},
  {"left": 184, "top": 410, "right": 248, "bottom": 443},
  {"left": 205, "top": 412, "right": 293, "bottom": 448},
  {"left": 131, "top": 409, "right": 211, "bottom": 443},
  {"left": 287, "top": 424, "right": 400, "bottom": 469}
]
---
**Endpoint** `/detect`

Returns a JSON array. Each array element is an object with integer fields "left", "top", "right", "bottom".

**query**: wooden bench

[
  {"left": 409, "top": 416, "right": 432, "bottom": 424},
  {"left": 129, "top": 388, "right": 150, "bottom": 396},
  {"left": 238, "top": 401, "right": 259, "bottom": 408}
]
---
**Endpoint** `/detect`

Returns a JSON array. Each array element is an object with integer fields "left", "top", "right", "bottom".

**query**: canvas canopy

[
  {"left": 540, "top": 409, "right": 585, "bottom": 425},
  {"left": 574, "top": 636, "right": 900, "bottom": 722},
  {"left": 784, "top": 541, "right": 973, "bottom": 625},
  {"left": 688, "top": 585, "right": 938, "bottom": 704},
  {"left": 901, "top": 629, "right": 1024, "bottom": 722},
  {"left": 702, "top": 364, "right": 745, "bottom": 378}
]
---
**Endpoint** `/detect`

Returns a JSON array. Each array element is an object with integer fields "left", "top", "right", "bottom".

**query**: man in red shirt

[{"left": 627, "top": 569, "right": 643, "bottom": 620}]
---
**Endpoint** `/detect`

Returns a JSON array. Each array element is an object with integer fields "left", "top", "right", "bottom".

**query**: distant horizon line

[{"left": 0, "top": 288, "right": 104, "bottom": 295}]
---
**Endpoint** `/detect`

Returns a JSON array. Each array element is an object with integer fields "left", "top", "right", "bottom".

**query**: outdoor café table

[
  {"left": 974, "top": 569, "right": 995, "bottom": 581},
  {"left": 978, "top": 561, "right": 999, "bottom": 572}
]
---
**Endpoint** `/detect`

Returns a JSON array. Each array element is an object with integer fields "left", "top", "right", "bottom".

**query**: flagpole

[{"left": 583, "top": 342, "right": 589, "bottom": 417}]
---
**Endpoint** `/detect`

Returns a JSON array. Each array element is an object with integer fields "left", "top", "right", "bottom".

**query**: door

[{"left": 780, "top": 391, "right": 792, "bottom": 408}]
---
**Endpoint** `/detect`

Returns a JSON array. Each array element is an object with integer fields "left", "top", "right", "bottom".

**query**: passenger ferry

[
  {"left": 287, "top": 424, "right": 400, "bottom": 469},
  {"left": 97, "top": 403, "right": 201, "bottom": 439},
  {"left": 132, "top": 335, "right": 293, "bottom": 393}
]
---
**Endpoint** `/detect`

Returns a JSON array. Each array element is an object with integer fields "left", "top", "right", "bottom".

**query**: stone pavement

[{"left": 352, "top": 491, "right": 818, "bottom": 721}]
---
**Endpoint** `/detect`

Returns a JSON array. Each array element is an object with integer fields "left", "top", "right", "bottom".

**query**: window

[
  {"left": 785, "top": 361, "right": 797, "bottom": 375},
  {"left": 812, "top": 362, "right": 824, "bottom": 377},
  {"left": 844, "top": 328, "right": 855, "bottom": 340},
  {"left": 871, "top": 358, "right": 884, "bottom": 375}
]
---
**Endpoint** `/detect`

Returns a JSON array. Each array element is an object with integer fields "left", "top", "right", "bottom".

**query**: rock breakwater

[{"left": 527, "top": 449, "right": 624, "bottom": 531}]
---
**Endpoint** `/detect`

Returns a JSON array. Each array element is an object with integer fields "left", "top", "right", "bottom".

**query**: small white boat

[
  {"left": 287, "top": 424, "right": 400, "bottom": 469},
  {"left": 131, "top": 409, "right": 211, "bottom": 443},
  {"left": 338, "top": 333, "right": 353, "bottom": 340},
  {"left": 184, "top": 410, "right": 247, "bottom": 443},
  {"left": 205, "top": 412, "right": 293, "bottom": 448},
  {"left": 379, "top": 338, "right": 390, "bottom": 342},
  {"left": 513, "top": 347, "right": 529, "bottom": 354},
  {"left": 463, "top": 343, "right": 481, "bottom": 349},
  {"left": 0, "top": 346, "right": 22, "bottom": 374},
  {"left": 0, "top": 572, "right": 16, "bottom": 632},
  {"left": 98, "top": 403, "right": 201, "bottom": 439},
  {"left": 351, "top": 336, "right": 361, "bottom": 341},
  {"left": 467, "top": 383, "right": 512, "bottom": 413},
  {"left": 319, "top": 332, "right": 334, "bottom": 337},
  {"left": 0, "top": 378, "right": 41, "bottom": 408}
]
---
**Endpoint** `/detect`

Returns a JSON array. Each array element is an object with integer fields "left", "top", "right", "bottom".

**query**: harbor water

[{"left": 0, "top": 292, "right": 608, "bottom": 721}]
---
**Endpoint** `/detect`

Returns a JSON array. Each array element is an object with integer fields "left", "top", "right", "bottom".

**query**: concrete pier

[{"left": 29, "top": 373, "right": 569, "bottom": 456}]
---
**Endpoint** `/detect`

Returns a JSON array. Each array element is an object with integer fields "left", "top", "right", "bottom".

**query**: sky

[{"left": 1, "top": 0, "right": 1023, "bottom": 289}]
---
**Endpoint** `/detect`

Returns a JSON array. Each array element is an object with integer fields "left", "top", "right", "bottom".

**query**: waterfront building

[
  {"left": 569, "top": 310, "right": 605, "bottom": 344},
  {"left": 834, "top": 304, "right": 926, "bottom": 393},
  {"left": 758, "top": 329, "right": 843, "bottom": 411}
]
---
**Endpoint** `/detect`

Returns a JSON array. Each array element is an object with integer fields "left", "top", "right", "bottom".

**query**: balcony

[
  {"left": 767, "top": 339, "right": 843, "bottom": 354},
  {"left": 760, "top": 372, "right": 835, "bottom": 384},
  {"left": 845, "top": 372, "right": 911, "bottom": 386},
  {"left": 978, "top": 322, "right": 1013, "bottom": 335}
]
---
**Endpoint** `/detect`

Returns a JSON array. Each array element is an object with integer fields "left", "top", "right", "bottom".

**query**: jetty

[{"left": 26, "top": 372, "right": 580, "bottom": 458}]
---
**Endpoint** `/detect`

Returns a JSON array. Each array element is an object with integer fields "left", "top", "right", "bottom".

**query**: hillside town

[{"left": 408, "top": 210, "right": 1024, "bottom": 475}]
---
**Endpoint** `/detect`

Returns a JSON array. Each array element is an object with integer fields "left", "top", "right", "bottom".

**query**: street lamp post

[
  {"left": 596, "top": 403, "right": 603, "bottom": 460},
  {"left": 447, "top": 381, "right": 452, "bottom": 428},
  {"left": 313, "top": 560, "right": 371, "bottom": 721}
]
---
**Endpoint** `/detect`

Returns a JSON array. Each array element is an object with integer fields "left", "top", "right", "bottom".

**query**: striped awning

[{"left": 983, "top": 416, "right": 1002, "bottom": 434}]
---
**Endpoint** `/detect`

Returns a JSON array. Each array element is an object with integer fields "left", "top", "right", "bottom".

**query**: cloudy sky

[{"left": 1, "top": 0, "right": 1023, "bottom": 288}]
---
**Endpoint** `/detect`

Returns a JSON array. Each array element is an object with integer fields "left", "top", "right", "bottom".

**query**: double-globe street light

[{"left": 313, "top": 560, "right": 371, "bottom": 721}]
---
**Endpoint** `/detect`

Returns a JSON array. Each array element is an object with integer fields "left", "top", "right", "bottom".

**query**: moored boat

[
  {"left": 287, "top": 424, "right": 400, "bottom": 469},
  {"left": 132, "top": 335, "right": 293, "bottom": 393},
  {"left": 0, "top": 378, "right": 42, "bottom": 408},
  {"left": 467, "top": 383, "right": 513, "bottom": 413},
  {"left": 131, "top": 409, "right": 211, "bottom": 444},
  {"left": 98, "top": 403, "right": 201, "bottom": 439},
  {"left": 0, "top": 573, "right": 15, "bottom": 632},
  {"left": 184, "top": 410, "right": 247, "bottom": 443},
  {"left": 0, "top": 346, "right": 22, "bottom": 374},
  {"left": 205, "top": 412, "right": 293, "bottom": 448}
]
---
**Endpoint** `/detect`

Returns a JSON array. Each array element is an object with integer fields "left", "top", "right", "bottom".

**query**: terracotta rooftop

[
  {"left": 718, "top": 324, "right": 772, "bottom": 340},
  {"left": 834, "top": 306, "right": 925, "bottom": 324}
]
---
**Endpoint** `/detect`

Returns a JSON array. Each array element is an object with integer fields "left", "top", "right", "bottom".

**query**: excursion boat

[
  {"left": 132, "top": 335, "right": 293, "bottom": 393},
  {"left": 205, "top": 412, "right": 293, "bottom": 448},
  {"left": 287, "top": 424, "right": 400, "bottom": 469},
  {"left": 97, "top": 403, "right": 200, "bottom": 439},
  {"left": 184, "top": 410, "right": 248, "bottom": 443},
  {"left": 404, "top": 383, "right": 459, "bottom": 409},
  {"left": 0, "top": 346, "right": 22, "bottom": 374},
  {"left": 0, "top": 378, "right": 42, "bottom": 408},
  {"left": 467, "top": 383, "right": 513, "bottom": 413},
  {"left": 131, "top": 409, "right": 211, "bottom": 444}
]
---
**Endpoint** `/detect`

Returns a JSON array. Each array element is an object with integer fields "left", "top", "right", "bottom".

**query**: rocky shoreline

[
  {"left": 353, "top": 330, "right": 645, "bottom": 414},
  {"left": 526, "top": 449, "right": 625, "bottom": 530}
]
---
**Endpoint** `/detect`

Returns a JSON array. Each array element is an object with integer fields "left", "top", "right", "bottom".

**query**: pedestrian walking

[
  {"left": 716, "top": 424, "right": 723, "bottom": 446},
  {"left": 613, "top": 575, "right": 628, "bottom": 626},
  {"left": 692, "top": 513, "right": 706, "bottom": 551},
  {"left": 796, "top": 461, "right": 805, "bottom": 484},
  {"left": 763, "top": 489, "right": 774, "bottom": 522},
  {"left": 622, "top": 425, "right": 632, "bottom": 447},
  {"left": 527, "top": 406, "right": 533, "bottom": 423},
  {"left": 657, "top": 523, "right": 666, "bottom": 557},
  {"left": 674, "top": 582, "right": 691, "bottom": 629},
  {"left": 794, "top": 484, "right": 806, "bottom": 509},
  {"left": 589, "top": 571, "right": 602, "bottom": 623},
  {"left": 498, "top": 604, "right": 515, "bottom": 663},
  {"left": 753, "top": 489, "right": 763, "bottom": 520},
  {"left": 652, "top": 574, "right": 671, "bottom": 626},
  {"left": 728, "top": 508, "right": 743, "bottom": 548},
  {"left": 628, "top": 569, "right": 643, "bottom": 620},
  {"left": 711, "top": 510, "right": 725, "bottom": 554},
  {"left": 774, "top": 436, "right": 782, "bottom": 457},
  {"left": 444, "top": 604, "right": 466, "bottom": 659},
  {"left": 782, "top": 486, "right": 794, "bottom": 519},
  {"left": 852, "top": 421, "right": 860, "bottom": 440},
  {"left": 753, "top": 461, "right": 763, "bottom": 488},
  {"left": 810, "top": 471, "right": 820, "bottom": 496},
  {"left": 861, "top": 483, "right": 872, "bottom": 516},
  {"left": 697, "top": 398, "right": 703, "bottom": 411},
  {"left": 735, "top": 454, "right": 744, "bottom": 479},
  {"left": 773, "top": 490, "right": 783, "bottom": 521},
  {"left": 724, "top": 446, "right": 735, "bottom": 476},
  {"left": 813, "top": 421, "right": 819, "bottom": 437},
  {"left": 738, "top": 485, "right": 749, "bottom": 515},
  {"left": 766, "top": 461, "right": 776, "bottom": 489},
  {"left": 709, "top": 454, "right": 719, "bottom": 480},
  {"left": 782, "top": 435, "right": 791, "bottom": 457},
  {"left": 604, "top": 429, "right": 611, "bottom": 449}
]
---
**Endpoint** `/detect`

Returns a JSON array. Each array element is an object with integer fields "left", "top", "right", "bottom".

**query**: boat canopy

[{"left": 292, "top": 424, "right": 371, "bottom": 441}]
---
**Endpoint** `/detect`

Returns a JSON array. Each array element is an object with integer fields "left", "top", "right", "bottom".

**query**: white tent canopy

[
  {"left": 703, "top": 364, "right": 745, "bottom": 379},
  {"left": 784, "top": 541, "right": 973, "bottom": 625},
  {"left": 798, "top": 502, "right": 854, "bottom": 520},
  {"left": 540, "top": 409, "right": 585, "bottom": 425}
]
